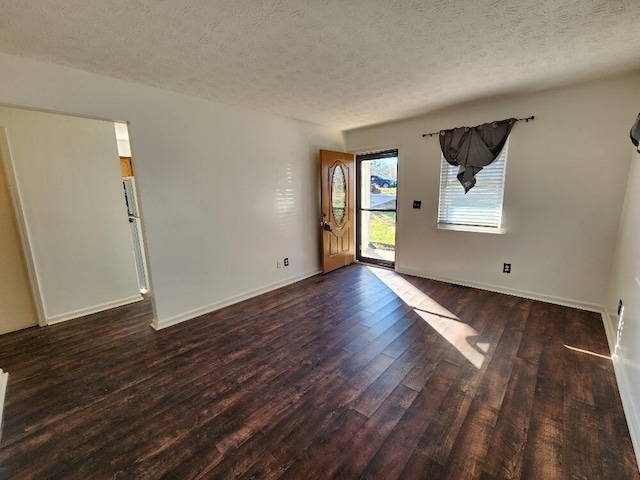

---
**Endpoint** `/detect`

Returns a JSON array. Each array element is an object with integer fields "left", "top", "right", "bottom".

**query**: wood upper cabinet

[{"left": 120, "top": 156, "right": 133, "bottom": 177}]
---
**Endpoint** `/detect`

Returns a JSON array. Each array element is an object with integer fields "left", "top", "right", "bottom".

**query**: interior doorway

[
  {"left": 115, "top": 122, "right": 149, "bottom": 294},
  {"left": 0, "top": 106, "right": 147, "bottom": 331},
  {"left": 356, "top": 150, "right": 398, "bottom": 268},
  {"left": 0, "top": 129, "right": 40, "bottom": 334}
]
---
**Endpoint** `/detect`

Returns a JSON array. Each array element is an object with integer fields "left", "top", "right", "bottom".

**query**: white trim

[
  {"left": 600, "top": 308, "right": 640, "bottom": 468},
  {"left": 396, "top": 266, "right": 602, "bottom": 312},
  {"left": 152, "top": 269, "right": 322, "bottom": 330},
  {"left": 0, "top": 128, "right": 47, "bottom": 326},
  {"left": 436, "top": 223, "right": 505, "bottom": 234},
  {"left": 46, "top": 294, "right": 143, "bottom": 325},
  {"left": 0, "top": 369, "right": 8, "bottom": 441},
  {"left": 600, "top": 308, "right": 618, "bottom": 357}
]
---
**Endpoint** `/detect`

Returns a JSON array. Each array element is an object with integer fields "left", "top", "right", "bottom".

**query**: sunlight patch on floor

[
  {"left": 564, "top": 344, "right": 611, "bottom": 360},
  {"left": 368, "top": 266, "right": 486, "bottom": 369},
  {"left": 416, "top": 310, "right": 485, "bottom": 369},
  {"left": 367, "top": 266, "right": 459, "bottom": 319}
]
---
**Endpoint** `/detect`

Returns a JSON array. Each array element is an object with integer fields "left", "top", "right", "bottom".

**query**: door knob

[{"left": 323, "top": 222, "right": 332, "bottom": 232}]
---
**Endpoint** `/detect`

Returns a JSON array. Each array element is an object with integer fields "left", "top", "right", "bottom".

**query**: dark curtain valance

[
  {"left": 440, "top": 118, "right": 516, "bottom": 193},
  {"left": 631, "top": 113, "right": 640, "bottom": 153}
]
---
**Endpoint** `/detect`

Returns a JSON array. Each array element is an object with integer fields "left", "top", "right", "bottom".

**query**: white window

[{"left": 437, "top": 140, "right": 508, "bottom": 233}]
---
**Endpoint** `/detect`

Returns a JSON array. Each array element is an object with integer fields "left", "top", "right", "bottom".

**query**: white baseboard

[
  {"left": 152, "top": 269, "right": 322, "bottom": 330},
  {"left": 600, "top": 308, "right": 640, "bottom": 468},
  {"left": 0, "top": 369, "right": 8, "bottom": 442},
  {"left": 395, "top": 267, "right": 602, "bottom": 312},
  {"left": 46, "top": 294, "right": 144, "bottom": 325}
]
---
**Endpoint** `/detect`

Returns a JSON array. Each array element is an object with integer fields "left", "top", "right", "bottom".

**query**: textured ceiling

[{"left": 0, "top": 0, "right": 639, "bottom": 130}]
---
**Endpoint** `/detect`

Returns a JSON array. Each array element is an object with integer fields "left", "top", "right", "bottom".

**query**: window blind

[{"left": 437, "top": 140, "right": 508, "bottom": 230}]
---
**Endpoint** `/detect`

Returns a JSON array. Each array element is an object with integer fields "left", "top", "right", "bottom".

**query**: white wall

[
  {"left": 0, "top": 52, "right": 344, "bottom": 329},
  {"left": 346, "top": 75, "right": 640, "bottom": 309},
  {"left": 606, "top": 142, "right": 640, "bottom": 462},
  {"left": 0, "top": 106, "right": 142, "bottom": 322}
]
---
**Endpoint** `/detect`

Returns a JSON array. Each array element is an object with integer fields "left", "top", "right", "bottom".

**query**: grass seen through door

[{"left": 368, "top": 187, "right": 396, "bottom": 248}]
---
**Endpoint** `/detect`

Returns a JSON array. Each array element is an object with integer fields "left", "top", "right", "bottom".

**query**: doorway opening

[
  {"left": 356, "top": 150, "right": 398, "bottom": 268},
  {"left": 0, "top": 107, "right": 148, "bottom": 332},
  {"left": 114, "top": 122, "right": 150, "bottom": 295}
]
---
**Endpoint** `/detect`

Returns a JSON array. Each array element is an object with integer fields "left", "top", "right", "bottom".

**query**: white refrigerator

[{"left": 123, "top": 177, "right": 149, "bottom": 293}]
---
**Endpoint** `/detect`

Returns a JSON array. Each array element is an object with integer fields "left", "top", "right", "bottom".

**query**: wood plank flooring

[{"left": 0, "top": 264, "right": 637, "bottom": 479}]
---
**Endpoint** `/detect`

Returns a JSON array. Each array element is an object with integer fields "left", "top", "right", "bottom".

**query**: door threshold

[{"left": 355, "top": 259, "right": 395, "bottom": 271}]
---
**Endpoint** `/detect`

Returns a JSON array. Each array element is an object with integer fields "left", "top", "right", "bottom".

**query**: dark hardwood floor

[{"left": 0, "top": 264, "right": 637, "bottom": 479}]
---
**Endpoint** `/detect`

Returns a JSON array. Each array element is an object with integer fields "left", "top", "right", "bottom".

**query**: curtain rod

[{"left": 422, "top": 115, "right": 535, "bottom": 137}]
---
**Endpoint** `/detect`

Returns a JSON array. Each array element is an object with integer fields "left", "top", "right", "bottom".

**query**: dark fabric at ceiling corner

[
  {"left": 631, "top": 113, "right": 640, "bottom": 152},
  {"left": 440, "top": 118, "right": 516, "bottom": 193}
]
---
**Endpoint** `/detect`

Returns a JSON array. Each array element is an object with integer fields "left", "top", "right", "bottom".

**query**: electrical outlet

[
  {"left": 503, "top": 263, "right": 511, "bottom": 274},
  {"left": 618, "top": 299, "right": 623, "bottom": 316},
  {"left": 277, "top": 260, "right": 282, "bottom": 269},
  {"left": 413, "top": 200, "right": 421, "bottom": 209},
  {"left": 284, "top": 257, "right": 289, "bottom": 267}
]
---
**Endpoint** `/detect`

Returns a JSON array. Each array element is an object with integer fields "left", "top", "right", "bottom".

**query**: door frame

[
  {"left": 355, "top": 148, "right": 399, "bottom": 269},
  {"left": 0, "top": 127, "right": 46, "bottom": 326}
]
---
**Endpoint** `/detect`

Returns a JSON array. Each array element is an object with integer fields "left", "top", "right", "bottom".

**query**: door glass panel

[
  {"left": 332, "top": 164, "right": 346, "bottom": 225},
  {"left": 367, "top": 174, "right": 397, "bottom": 210},
  {"left": 357, "top": 152, "right": 398, "bottom": 266},
  {"left": 360, "top": 211, "right": 396, "bottom": 262}
]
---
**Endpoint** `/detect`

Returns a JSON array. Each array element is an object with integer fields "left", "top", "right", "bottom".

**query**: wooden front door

[{"left": 320, "top": 150, "right": 355, "bottom": 273}]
